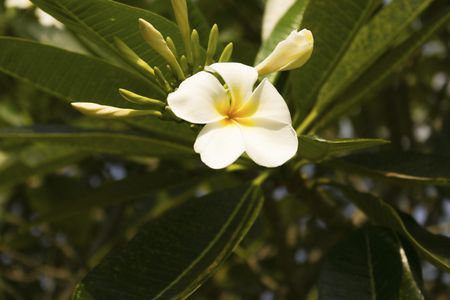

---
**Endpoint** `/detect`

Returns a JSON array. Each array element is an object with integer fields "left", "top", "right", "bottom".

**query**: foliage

[{"left": 0, "top": 0, "right": 449, "bottom": 299}]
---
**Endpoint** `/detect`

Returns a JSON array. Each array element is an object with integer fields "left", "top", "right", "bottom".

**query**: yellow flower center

[{"left": 216, "top": 93, "right": 257, "bottom": 126}]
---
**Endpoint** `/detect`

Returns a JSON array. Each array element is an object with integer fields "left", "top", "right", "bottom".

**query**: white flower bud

[
  {"left": 71, "top": 102, "right": 161, "bottom": 119},
  {"left": 256, "top": 29, "right": 314, "bottom": 76}
]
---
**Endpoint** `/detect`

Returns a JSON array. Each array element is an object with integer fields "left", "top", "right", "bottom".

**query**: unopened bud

[
  {"left": 219, "top": 42, "right": 233, "bottom": 62},
  {"left": 171, "top": 0, "right": 193, "bottom": 64},
  {"left": 138, "top": 18, "right": 185, "bottom": 80},
  {"left": 206, "top": 24, "right": 219, "bottom": 65},
  {"left": 154, "top": 67, "right": 173, "bottom": 92},
  {"left": 191, "top": 29, "right": 201, "bottom": 70},
  {"left": 166, "top": 36, "right": 178, "bottom": 58},
  {"left": 180, "top": 55, "right": 190, "bottom": 75},
  {"left": 114, "top": 37, "right": 154, "bottom": 76},
  {"left": 118, "top": 89, "right": 165, "bottom": 107},
  {"left": 71, "top": 102, "right": 162, "bottom": 119}
]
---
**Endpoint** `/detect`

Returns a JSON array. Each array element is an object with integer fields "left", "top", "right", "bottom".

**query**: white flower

[
  {"left": 256, "top": 29, "right": 314, "bottom": 75},
  {"left": 168, "top": 62, "right": 298, "bottom": 169},
  {"left": 5, "top": 0, "right": 63, "bottom": 28},
  {"left": 4, "top": 0, "right": 32, "bottom": 9},
  {"left": 35, "top": 8, "right": 64, "bottom": 29},
  {"left": 262, "top": 0, "right": 296, "bottom": 40}
]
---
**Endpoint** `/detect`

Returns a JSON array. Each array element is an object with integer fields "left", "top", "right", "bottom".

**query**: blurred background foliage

[{"left": 0, "top": 0, "right": 449, "bottom": 299}]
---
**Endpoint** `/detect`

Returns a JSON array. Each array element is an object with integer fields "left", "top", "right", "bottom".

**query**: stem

[{"left": 296, "top": 109, "right": 319, "bottom": 135}]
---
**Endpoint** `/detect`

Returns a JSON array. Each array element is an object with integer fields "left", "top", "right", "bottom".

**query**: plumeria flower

[
  {"left": 5, "top": 0, "right": 31, "bottom": 9},
  {"left": 256, "top": 29, "right": 313, "bottom": 75},
  {"left": 168, "top": 62, "right": 298, "bottom": 169},
  {"left": 5, "top": 0, "right": 63, "bottom": 28}
]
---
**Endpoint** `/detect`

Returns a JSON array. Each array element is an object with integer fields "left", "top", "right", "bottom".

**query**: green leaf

[
  {"left": 289, "top": 0, "right": 377, "bottom": 126},
  {"left": 298, "top": 135, "right": 389, "bottom": 162},
  {"left": 72, "top": 185, "right": 264, "bottom": 300},
  {"left": 0, "top": 37, "right": 161, "bottom": 107},
  {"left": 0, "top": 127, "right": 193, "bottom": 159},
  {"left": 319, "top": 226, "right": 424, "bottom": 300},
  {"left": 31, "top": 0, "right": 183, "bottom": 73},
  {"left": 328, "top": 152, "right": 450, "bottom": 186},
  {"left": 322, "top": 185, "right": 450, "bottom": 272},
  {"left": 312, "top": 6, "right": 450, "bottom": 131},
  {"left": 316, "top": 0, "right": 434, "bottom": 110}
]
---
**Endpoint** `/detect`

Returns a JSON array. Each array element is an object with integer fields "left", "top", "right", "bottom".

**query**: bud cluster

[{"left": 72, "top": 0, "right": 232, "bottom": 121}]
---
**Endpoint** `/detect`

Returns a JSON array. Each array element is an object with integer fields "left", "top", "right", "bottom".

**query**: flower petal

[
  {"left": 207, "top": 62, "right": 258, "bottom": 108},
  {"left": 238, "top": 79, "right": 292, "bottom": 125},
  {"left": 194, "top": 121, "right": 245, "bottom": 169},
  {"left": 168, "top": 71, "right": 228, "bottom": 124},
  {"left": 240, "top": 118, "right": 298, "bottom": 168}
]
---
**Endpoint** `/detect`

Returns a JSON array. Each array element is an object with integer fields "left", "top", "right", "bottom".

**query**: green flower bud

[
  {"left": 206, "top": 24, "right": 219, "bottom": 66},
  {"left": 166, "top": 36, "right": 178, "bottom": 58},
  {"left": 139, "top": 18, "right": 185, "bottom": 81},
  {"left": 114, "top": 37, "right": 154, "bottom": 76},
  {"left": 171, "top": 0, "right": 193, "bottom": 63},
  {"left": 191, "top": 29, "right": 201, "bottom": 70},
  {"left": 118, "top": 89, "right": 165, "bottom": 108},
  {"left": 154, "top": 67, "right": 173, "bottom": 92},
  {"left": 219, "top": 42, "right": 233, "bottom": 62}
]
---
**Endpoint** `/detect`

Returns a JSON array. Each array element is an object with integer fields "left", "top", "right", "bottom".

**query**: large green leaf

[
  {"left": 316, "top": 0, "right": 434, "bottom": 110},
  {"left": 298, "top": 135, "right": 389, "bottom": 162},
  {"left": 0, "top": 37, "right": 161, "bottom": 107},
  {"left": 31, "top": 0, "right": 183, "bottom": 73},
  {"left": 319, "top": 226, "right": 423, "bottom": 300},
  {"left": 72, "top": 185, "right": 264, "bottom": 300},
  {"left": 328, "top": 152, "right": 450, "bottom": 186},
  {"left": 0, "top": 127, "right": 193, "bottom": 159},
  {"left": 288, "top": 0, "right": 377, "bottom": 127},
  {"left": 321, "top": 185, "right": 450, "bottom": 272},
  {"left": 312, "top": 6, "right": 450, "bottom": 131}
]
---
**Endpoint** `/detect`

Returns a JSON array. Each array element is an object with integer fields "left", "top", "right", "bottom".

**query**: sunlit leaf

[
  {"left": 317, "top": 0, "right": 435, "bottom": 110},
  {"left": 312, "top": 6, "right": 450, "bottom": 131},
  {"left": 288, "top": 0, "right": 377, "bottom": 126},
  {"left": 0, "top": 37, "right": 161, "bottom": 107},
  {"left": 31, "top": 0, "right": 183, "bottom": 73}
]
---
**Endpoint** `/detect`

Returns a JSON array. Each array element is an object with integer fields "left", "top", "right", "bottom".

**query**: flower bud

[
  {"left": 114, "top": 37, "right": 155, "bottom": 76},
  {"left": 206, "top": 24, "right": 219, "bottom": 65},
  {"left": 139, "top": 18, "right": 185, "bottom": 80},
  {"left": 118, "top": 89, "right": 165, "bottom": 107},
  {"left": 71, "top": 102, "right": 162, "bottom": 119},
  {"left": 219, "top": 42, "right": 233, "bottom": 62},
  {"left": 171, "top": 0, "right": 193, "bottom": 63},
  {"left": 255, "top": 29, "right": 313, "bottom": 75}
]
